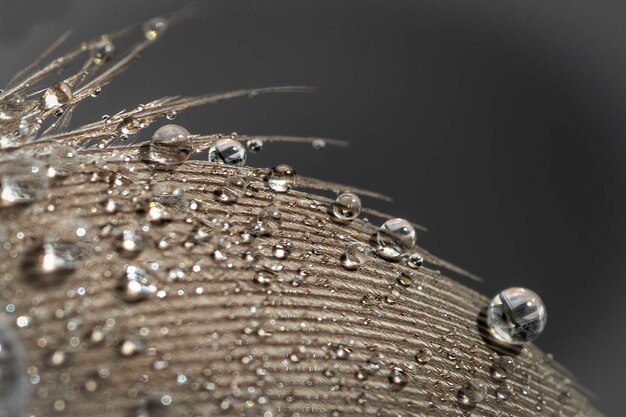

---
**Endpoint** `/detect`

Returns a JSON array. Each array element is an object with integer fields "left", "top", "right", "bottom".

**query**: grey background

[{"left": 1, "top": 1, "right": 624, "bottom": 415}]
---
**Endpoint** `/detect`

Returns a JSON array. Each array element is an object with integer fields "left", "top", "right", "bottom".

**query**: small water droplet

[
  {"left": 254, "top": 207, "right": 283, "bottom": 236},
  {"left": 117, "top": 116, "right": 141, "bottom": 138},
  {"left": 42, "top": 82, "right": 72, "bottom": 109},
  {"left": 22, "top": 242, "right": 82, "bottom": 284},
  {"left": 215, "top": 176, "right": 247, "bottom": 204},
  {"left": 114, "top": 228, "right": 145, "bottom": 258},
  {"left": 490, "top": 355, "right": 515, "bottom": 382},
  {"left": 0, "top": 157, "right": 48, "bottom": 206},
  {"left": 152, "top": 181, "right": 185, "bottom": 207},
  {"left": 119, "top": 337, "right": 146, "bottom": 357},
  {"left": 143, "top": 17, "right": 168, "bottom": 41},
  {"left": 119, "top": 265, "right": 157, "bottom": 302},
  {"left": 407, "top": 252, "right": 423, "bottom": 269},
  {"left": 457, "top": 378, "right": 488, "bottom": 408},
  {"left": 272, "top": 240, "right": 292, "bottom": 259},
  {"left": 149, "top": 124, "right": 192, "bottom": 165},
  {"left": 246, "top": 139, "right": 263, "bottom": 152},
  {"left": 208, "top": 138, "right": 246, "bottom": 166},
  {"left": 165, "top": 110, "right": 177, "bottom": 120},
  {"left": 340, "top": 243, "right": 368, "bottom": 271},
  {"left": 267, "top": 164, "right": 296, "bottom": 193},
  {"left": 487, "top": 287, "right": 547, "bottom": 345},
  {"left": 312, "top": 139, "right": 326, "bottom": 150},
  {"left": 388, "top": 367, "right": 408, "bottom": 390},
  {"left": 332, "top": 192, "right": 361, "bottom": 221},
  {"left": 253, "top": 270, "right": 274, "bottom": 286},
  {"left": 92, "top": 38, "right": 115, "bottom": 64},
  {"left": 415, "top": 347, "right": 433, "bottom": 364},
  {"left": 376, "top": 218, "right": 416, "bottom": 261}
]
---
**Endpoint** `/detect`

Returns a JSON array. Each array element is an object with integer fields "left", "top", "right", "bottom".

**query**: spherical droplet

[
  {"left": 143, "top": 17, "right": 168, "bottom": 41},
  {"left": 487, "top": 287, "right": 547, "bottom": 345},
  {"left": 388, "top": 367, "right": 408, "bottom": 390},
  {"left": 272, "top": 240, "right": 292, "bottom": 259},
  {"left": 119, "top": 265, "right": 157, "bottom": 302},
  {"left": 407, "top": 252, "right": 424, "bottom": 269},
  {"left": 149, "top": 124, "right": 192, "bottom": 165},
  {"left": 215, "top": 176, "right": 247, "bottom": 204},
  {"left": 376, "top": 218, "right": 416, "bottom": 261},
  {"left": 254, "top": 207, "right": 283, "bottom": 236},
  {"left": 92, "top": 38, "right": 115, "bottom": 64},
  {"left": 119, "top": 337, "right": 146, "bottom": 357},
  {"left": 490, "top": 355, "right": 516, "bottom": 382},
  {"left": 415, "top": 347, "right": 433, "bottom": 364},
  {"left": 208, "top": 138, "right": 246, "bottom": 166},
  {"left": 457, "top": 378, "right": 488, "bottom": 408},
  {"left": 0, "top": 157, "right": 48, "bottom": 206},
  {"left": 42, "top": 81, "right": 72, "bottom": 109},
  {"left": 267, "top": 164, "right": 296, "bottom": 193},
  {"left": 332, "top": 192, "right": 361, "bottom": 221},
  {"left": 246, "top": 139, "right": 263, "bottom": 152}
]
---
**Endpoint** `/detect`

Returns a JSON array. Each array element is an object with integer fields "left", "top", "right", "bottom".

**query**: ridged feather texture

[{"left": 0, "top": 13, "right": 603, "bottom": 417}]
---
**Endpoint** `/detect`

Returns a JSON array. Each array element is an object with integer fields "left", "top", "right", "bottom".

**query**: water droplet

[
  {"left": 22, "top": 242, "right": 82, "bottom": 284},
  {"left": 376, "top": 218, "right": 416, "bottom": 261},
  {"left": 272, "top": 240, "right": 292, "bottom": 259},
  {"left": 406, "top": 252, "right": 424, "bottom": 269},
  {"left": 388, "top": 367, "right": 408, "bottom": 390},
  {"left": 165, "top": 110, "right": 177, "bottom": 120},
  {"left": 149, "top": 124, "right": 192, "bottom": 165},
  {"left": 487, "top": 287, "right": 547, "bottom": 345},
  {"left": 215, "top": 176, "right": 247, "bottom": 204},
  {"left": 117, "top": 116, "right": 141, "bottom": 138},
  {"left": 253, "top": 270, "right": 274, "bottom": 286},
  {"left": 332, "top": 192, "right": 361, "bottom": 221},
  {"left": 490, "top": 355, "right": 515, "bottom": 382},
  {"left": 457, "top": 378, "right": 488, "bottom": 408},
  {"left": 312, "top": 139, "right": 326, "bottom": 150},
  {"left": 0, "top": 157, "right": 48, "bottom": 206},
  {"left": 114, "top": 228, "right": 145, "bottom": 258},
  {"left": 208, "top": 138, "right": 246, "bottom": 166},
  {"left": 119, "top": 337, "right": 146, "bottom": 357},
  {"left": 92, "top": 38, "right": 115, "bottom": 64},
  {"left": 42, "top": 81, "right": 72, "bottom": 109},
  {"left": 152, "top": 181, "right": 185, "bottom": 207},
  {"left": 254, "top": 207, "right": 283, "bottom": 236},
  {"left": 246, "top": 139, "right": 263, "bottom": 152},
  {"left": 46, "top": 145, "right": 79, "bottom": 178},
  {"left": 142, "top": 17, "right": 168, "bottom": 41},
  {"left": 415, "top": 347, "right": 432, "bottom": 364},
  {"left": 267, "top": 164, "right": 296, "bottom": 193},
  {"left": 119, "top": 265, "right": 157, "bottom": 302},
  {"left": 340, "top": 243, "right": 368, "bottom": 271},
  {"left": 496, "top": 382, "right": 513, "bottom": 401}
]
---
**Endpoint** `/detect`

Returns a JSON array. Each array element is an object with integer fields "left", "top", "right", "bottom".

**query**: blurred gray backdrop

[{"left": 1, "top": 1, "right": 624, "bottom": 415}]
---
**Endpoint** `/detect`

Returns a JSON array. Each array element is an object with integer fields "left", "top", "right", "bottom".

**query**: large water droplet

[
  {"left": 487, "top": 287, "right": 547, "bottom": 345},
  {"left": 149, "top": 124, "right": 192, "bottom": 165},
  {"left": 0, "top": 157, "right": 48, "bottom": 206},
  {"left": 376, "top": 218, "right": 416, "bottom": 261},
  {"left": 119, "top": 265, "right": 157, "bottom": 302},
  {"left": 142, "top": 17, "right": 168, "bottom": 41},
  {"left": 267, "top": 164, "right": 296, "bottom": 193},
  {"left": 332, "top": 192, "right": 361, "bottom": 221},
  {"left": 208, "top": 138, "right": 246, "bottom": 166},
  {"left": 457, "top": 378, "right": 488, "bottom": 408},
  {"left": 42, "top": 82, "right": 72, "bottom": 109}
]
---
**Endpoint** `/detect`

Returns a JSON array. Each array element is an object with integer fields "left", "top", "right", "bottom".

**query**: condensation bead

[
  {"left": 487, "top": 287, "right": 547, "bottom": 345},
  {"left": 267, "top": 164, "right": 296, "bottom": 193},
  {"left": 42, "top": 81, "right": 72, "bottom": 109},
  {"left": 215, "top": 176, "right": 247, "bottom": 204},
  {"left": 376, "top": 218, "right": 416, "bottom": 261},
  {"left": 255, "top": 207, "right": 282, "bottom": 236},
  {"left": 208, "top": 138, "right": 247, "bottom": 166},
  {"left": 143, "top": 17, "right": 168, "bottom": 41},
  {"left": 149, "top": 124, "right": 193, "bottom": 165},
  {"left": 332, "top": 192, "right": 361, "bottom": 221},
  {"left": 457, "top": 378, "right": 488, "bottom": 408},
  {"left": 0, "top": 157, "right": 48, "bottom": 206}
]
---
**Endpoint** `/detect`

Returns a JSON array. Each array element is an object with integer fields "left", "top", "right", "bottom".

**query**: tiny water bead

[
  {"left": 340, "top": 243, "right": 368, "bottom": 271},
  {"left": 267, "top": 164, "right": 296, "bottom": 193},
  {"left": 406, "top": 252, "right": 424, "bottom": 269},
  {"left": 487, "top": 287, "right": 547, "bottom": 345},
  {"left": 152, "top": 182, "right": 185, "bottom": 208},
  {"left": 149, "top": 124, "right": 193, "bottom": 165},
  {"left": 0, "top": 157, "right": 48, "bottom": 206},
  {"left": 119, "top": 265, "right": 157, "bottom": 302},
  {"left": 246, "top": 139, "right": 263, "bottom": 152},
  {"left": 114, "top": 228, "right": 146, "bottom": 258},
  {"left": 208, "top": 138, "right": 247, "bottom": 166},
  {"left": 376, "top": 218, "right": 416, "bottom": 261},
  {"left": 42, "top": 81, "right": 72, "bottom": 109},
  {"left": 143, "top": 17, "right": 168, "bottom": 41},
  {"left": 92, "top": 38, "right": 115, "bottom": 64},
  {"left": 332, "top": 192, "right": 361, "bottom": 221}
]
